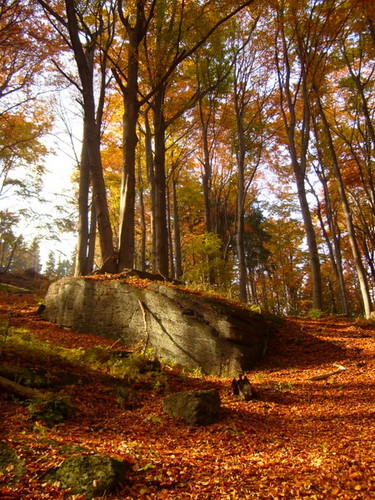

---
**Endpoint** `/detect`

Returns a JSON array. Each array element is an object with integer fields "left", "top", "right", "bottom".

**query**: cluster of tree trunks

[{"left": 30, "top": 0, "right": 374, "bottom": 317}]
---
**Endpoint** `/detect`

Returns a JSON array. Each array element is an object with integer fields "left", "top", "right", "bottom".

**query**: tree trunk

[
  {"left": 145, "top": 110, "right": 156, "bottom": 271},
  {"left": 236, "top": 161, "right": 248, "bottom": 303},
  {"left": 74, "top": 141, "right": 90, "bottom": 276},
  {"left": 234, "top": 93, "right": 248, "bottom": 303},
  {"left": 294, "top": 169, "right": 323, "bottom": 310},
  {"left": 152, "top": 87, "right": 169, "bottom": 277},
  {"left": 118, "top": 94, "right": 137, "bottom": 271},
  {"left": 138, "top": 155, "right": 147, "bottom": 272},
  {"left": 275, "top": 4, "right": 323, "bottom": 311},
  {"left": 65, "top": 0, "right": 115, "bottom": 271},
  {"left": 167, "top": 186, "right": 175, "bottom": 278},
  {"left": 116, "top": 0, "right": 146, "bottom": 272},
  {"left": 87, "top": 200, "right": 96, "bottom": 274},
  {"left": 316, "top": 94, "right": 372, "bottom": 318},
  {"left": 310, "top": 123, "right": 349, "bottom": 315},
  {"left": 0, "top": 374, "right": 49, "bottom": 401},
  {"left": 172, "top": 177, "right": 183, "bottom": 279},
  {"left": 83, "top": 112, "right": 115, "bottom": 270},
  {"left": 198, "top": 96, "right": 213, "bottom": 234}
]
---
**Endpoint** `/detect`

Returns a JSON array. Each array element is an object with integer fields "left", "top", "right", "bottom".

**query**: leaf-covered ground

[{"left": 0, "top": 285, "right": 374, "bottom": 499}]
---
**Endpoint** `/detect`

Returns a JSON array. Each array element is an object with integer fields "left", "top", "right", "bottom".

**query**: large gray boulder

[{"left": 43, "top": 274, "right": 271, "bottom": 376}]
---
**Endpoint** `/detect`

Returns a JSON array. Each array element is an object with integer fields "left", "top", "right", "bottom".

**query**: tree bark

[
  {"left": 74, "top": 140, "right": 90, "bottom": 276},
  {"left": 316, "top": 93, "right": 372, "bottom": 318},
  {"left": 172, "top": 177, "right": 183, "bottom": 279},
  {"left": 65, "top": 0, "right": 115, "bottom": 271},
  {"left": 275, "top": 9, "right": 323, "bottom": 310},
  {"left": 116, "top": 0, "right": 147, "bottom": 272},
  {"left": 234, "top": 76, "right": 248, "bottom": 303},
  {"left": 0, "top": 374, "right": 49, "bottom": 401},
  {"left": 151, "top": 86, "right": 169, "bottom": 277},
  {"left": 198, "top": 96, "right": 213, "bottom": 234},
  {"left": 310, "top": 119, "right": 349, "bottom": 315},
  {"left": 138, "top": 154, "right": 147, "bottom": 272}
]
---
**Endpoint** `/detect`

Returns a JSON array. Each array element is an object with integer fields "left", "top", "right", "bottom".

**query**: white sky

[
  {"left": 38, "top": 152, "right": 77, "bottom": 269},
  {"left": 1, "top": 110, "right": 81, "bottom": 271},
  {"left": 36, "top": 95, "right": 82, "bottom": 270}
]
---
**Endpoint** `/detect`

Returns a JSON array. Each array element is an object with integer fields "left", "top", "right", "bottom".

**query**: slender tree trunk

[
  {"left": 4, "top": 237, "right": 20, "bottom": 273},
  {"left": 167, "top": 186, "right": 175, "bottom": 279},
  {"left": 144, "top": 110, "right": 156, "bottom": 271},
  {"left": 294, "top": 169, "right": 323, "bottom": 309},
  {"left": 234, "top": 100, "right": 248, "bottom": 303},
  {"left": 310, "top": 124, "right": 349, "bottom": 314},
  {"left": 65, "top": 0, "right": 115, "bottom": 271},
  {"left": 236, "top": 160, "right": 247, "bottom": 303},
  {"left": 83, "top": 111, "right": 115, "bottom": 270},
  {"left": 275, "top": 4, "right": 323, "bottom": 311},
  {"left": 87, "top": 200, "right": 96, "bottom": 274},
  {"left": 172, "top": 177, "right": 183, "bottom": 279},
  {"left": 117, "top": 48, "right": 138, "bottom": 271},
  {"left": 314, "top": 189, "right": 348, "bottom": 314},
  {"left": 152, "top": 87, "right": 169, "bottom": 277},
  {"left": 316, "top": 94, "right": 372, "bottom": 317},
  {"left": 198, "top": 96, "right": 213, "bottom": 233},
  {"left": 118, "top": 92, "right": 137, "bottom": 271},
  {"left": 197, "top": 96, "right": 216, "bottom": 285},
  {"left": 74, "top": 141, "right": 90, "bottom": 276},
  {"left": 137, "top": 154, "right": 147, "bottom": 272},
  {"left": 116, "top": 0, "right": 147, "bottom": 272}
]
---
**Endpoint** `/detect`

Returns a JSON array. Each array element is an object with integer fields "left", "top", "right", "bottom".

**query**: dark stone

[
  {"left": 44, "top": 454, "right": 128, "bottom": 499},
  {"left": 231, "top": 375, "right": 254, "bottom": 401},
  {"left": 36, "top": 303, "right": 46, "bottom": 314},
  {"left": 163, "top": 389, "right": 221, "bottom": 425},
  {"left": 43, "top": 276, "right": 272, "bottom": 376}
]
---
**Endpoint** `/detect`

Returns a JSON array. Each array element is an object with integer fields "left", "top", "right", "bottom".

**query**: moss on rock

[
  {"left": 44, "top": 454, "right": 128, "bottom": 498},
  {"left": 0, "top": 443, "right": 26, "bottom": 484}
]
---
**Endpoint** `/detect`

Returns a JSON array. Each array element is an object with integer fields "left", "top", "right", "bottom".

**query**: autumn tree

[
  {"left": 109, "top": 0, "right": 257, "bottom": 277},
  {"left": 0, "top": 0, "right": 51, "bottom": 203},
  {"left": 229, "top": 10, "right": 273, "bottom": 302},
  {"left": 36, "top": 0, "right": 116, "bottom": 275},
  {"left": 272, "top": 0, "right": 328, "bottom": 311}
]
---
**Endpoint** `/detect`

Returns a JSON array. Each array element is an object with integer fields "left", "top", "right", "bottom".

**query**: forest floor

[{"left": 0, "top": 275, "right": 374, "bottom": 499}]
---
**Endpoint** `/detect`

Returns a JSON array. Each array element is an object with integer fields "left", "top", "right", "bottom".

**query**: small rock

[
  {"left": 231, "top": 375, "right": 254, "bottom": 401},
  {"left": 163, "top": 389, "right": 221, "bottom": 425},
  {"left": 44, "top": 454, "right": 128, "bottom": 498}
]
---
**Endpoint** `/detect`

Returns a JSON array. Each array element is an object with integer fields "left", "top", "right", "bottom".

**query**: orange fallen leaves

[{"left": 0, "top": 290, "right": 375, "bottom": 499}]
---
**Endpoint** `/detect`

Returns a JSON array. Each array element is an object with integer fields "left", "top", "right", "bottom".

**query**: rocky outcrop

[{"left": 43, "top": 275, "right": 272, "bottom": 376}]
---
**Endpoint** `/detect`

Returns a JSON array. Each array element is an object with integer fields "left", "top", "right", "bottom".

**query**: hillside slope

[{"left": 0, "top": 284, "right": 374, "bottom": 499}]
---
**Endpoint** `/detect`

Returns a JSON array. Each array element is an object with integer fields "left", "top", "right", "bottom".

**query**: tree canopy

[{"left": 2, "top": 0, "right": 375, "bottom": 316}]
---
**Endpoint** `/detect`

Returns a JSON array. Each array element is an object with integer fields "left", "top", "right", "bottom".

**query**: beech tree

[
  {"left": 230, "top": 11, "right": 272, "bottom": 302},
  {"left": 37, "top": 0, "right": 116, "bottom": 275},
  {"left": 3, "top": 0, "right": 373, "bottom": 316},
  {"left": 109, "top": 0, "right": 257, "bottom": 277},
  {"left": 0, "top": 0, "right": 51, "bottom": 202},
  {"left": 272, "top": 0, "right": 328, "bottom": 311}
]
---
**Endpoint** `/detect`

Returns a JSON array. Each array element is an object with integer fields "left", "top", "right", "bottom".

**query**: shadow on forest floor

[{"left": 257, "top": 316, "right": 372, "bottom": 371}]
